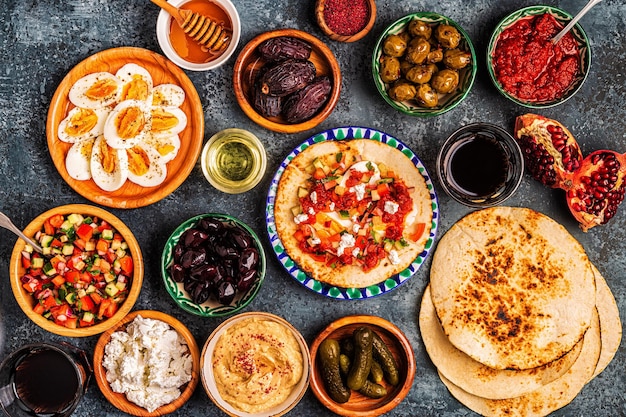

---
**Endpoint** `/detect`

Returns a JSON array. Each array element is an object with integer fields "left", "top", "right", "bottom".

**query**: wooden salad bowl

[
  {"left": 309, "top": 315, "right": 415, "bottom": 417},
  {"left": 315, "top": 0, "right": 377, "bottom": 43},
  {"left": 93, "top": 310, "right": 200, "bottom": 416},
  {"left": 232, "top": 28, "right": 341, "bottom": 134},
  {"left": 9, "top": 204, "right": 144, "bottom": 337}
]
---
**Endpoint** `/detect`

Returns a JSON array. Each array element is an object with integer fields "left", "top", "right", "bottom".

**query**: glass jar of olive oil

[{"left": 201, "top": 128, "right": 267, "bottom": 193}]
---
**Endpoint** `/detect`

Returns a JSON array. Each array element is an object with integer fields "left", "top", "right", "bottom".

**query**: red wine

[
  {"left": 445, "top": 133, "right": 509, "bottom": 197},
  {"left": 13, "top": 348, "right": 79, "bottom": 414}
]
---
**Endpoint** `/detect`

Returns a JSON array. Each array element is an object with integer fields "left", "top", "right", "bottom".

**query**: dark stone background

[{"left": 0, "top": 0, "right": 624, "bottom": 416}]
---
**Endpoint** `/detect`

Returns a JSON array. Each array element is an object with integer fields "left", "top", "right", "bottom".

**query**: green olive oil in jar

[{"left": 201, "top": 128, "right": 267, "bottom": 193}]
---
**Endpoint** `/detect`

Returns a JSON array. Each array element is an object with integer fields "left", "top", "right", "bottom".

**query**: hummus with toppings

[{"left": 212, "top": 317, "right": 304, "bottom": 413}]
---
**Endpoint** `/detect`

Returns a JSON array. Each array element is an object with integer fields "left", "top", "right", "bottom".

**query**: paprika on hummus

[
  {"left": 212, "top": 317, "right": 304, "bottom": 413},
  {"left": 492, "top": 13, "right": 580, "bottom": 103}
]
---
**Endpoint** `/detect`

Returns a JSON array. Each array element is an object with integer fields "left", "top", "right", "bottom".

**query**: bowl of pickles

[{"left": 372, "top": 12, "right": 477, "bottom": 117}]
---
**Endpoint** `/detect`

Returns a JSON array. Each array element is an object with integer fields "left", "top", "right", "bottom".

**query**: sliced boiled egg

[
  {"left": 91, "top": 135, "right": 129, "bottom": 191},
  {"left": 149, "top": 106, "right": 187, "bottom": 138},
  {"left": 115, "top": 63, "right": 153, "bottom": 102},
  {"left": 152, "top": 84, "right": 185, "bottom": 108},
  {"left": 68, "top": 72, "right": 122, "bottom": 109},
  {"left": 142, "top": 133, "right": 181, "bottom": 163},
  {"left": 65, "top": 137, "right": 95, "bottom": 181},
  {"left": 126, "top": 144, "right": 167, "bottom": 187},
  {"left": 103, "top": 100, "right": 152, "bottom": 149},
  {"left": 58, "top": 107, "right": 110, "bottom": 143}
]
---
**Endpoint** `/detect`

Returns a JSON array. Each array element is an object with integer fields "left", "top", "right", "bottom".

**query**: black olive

[
  {"left": 192, "top": 281, "right": 211, "bottom": 304},
  {"left": 237, "top": 269, "right": 257, "bottom": 292},
  {"left": 215, "top": 245, "right": 239, "bottom": 260},
  {"left": 170, "top": 263, "right": 185, "bottom": 282},
  {"left": 190, "top": 263, "right": 218, "bottom": 282},
  {"left": 183, "top": 278, "right": 198, "bottom": 293},
  {"left": 239, "top": 248, "right": 259, "bottom": 271},
  {"left": 217, "top": 281, "right": 236, "bottom": 305},
  {"left": 173, "top": 243, "right": 184, "bottom": 263},
  {"left": 199, "top": 218, "right": 223, "bottom": 234},
  {"left": 229, "top": 227, "right": 253, "bottom": 249}
]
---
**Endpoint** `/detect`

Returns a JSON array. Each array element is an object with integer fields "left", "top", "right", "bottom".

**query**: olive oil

[
  {"left": 13, "top": 348, "right": 80, "bottom": 414},
  {"left": 446, "top": 133, "right": 509, "bottom": 198},
  {"left": 202, "top": 129, "right": 267, "bottom": 193}
]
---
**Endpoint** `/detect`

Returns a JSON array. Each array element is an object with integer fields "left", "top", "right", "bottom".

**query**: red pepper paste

[
  {"left": 323, "top": 0, "right": 369, "bottom": 36},
  {"left": 492, "top": 13, "right": 580, "bottom": 102}
]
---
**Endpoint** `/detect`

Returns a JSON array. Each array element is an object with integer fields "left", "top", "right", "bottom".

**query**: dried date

[
  {"left": 282, "top": 76, "right": 332, "bottom": 123},
  {"left": 258, "top": 36, "right": 312, "bottom": 62},
  {"left": 259, "top": 59, "right": 316, "bottom": 97}
]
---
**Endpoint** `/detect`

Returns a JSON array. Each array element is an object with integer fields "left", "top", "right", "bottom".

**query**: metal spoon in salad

[{"left": 0, "top": 210, "right": 44, "bottom": 253}]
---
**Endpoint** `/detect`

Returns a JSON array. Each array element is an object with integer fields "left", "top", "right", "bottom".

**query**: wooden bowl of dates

[
  {"left": 309, "top": 315, "right": 415, "bottom": 417},
  {"left": 233, "top": 28, "right": 341, "bottom": 134}
]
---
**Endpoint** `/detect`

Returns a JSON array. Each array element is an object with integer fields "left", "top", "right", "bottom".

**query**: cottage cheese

[{"left": 102, "top": 315, "right": 193, "bottom": 412}]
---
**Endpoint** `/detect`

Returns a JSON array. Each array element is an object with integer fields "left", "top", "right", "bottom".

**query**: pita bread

[
  {"left": 591, "top": 263, "right": 622, "bottom": 379},
  {"left": 419, "top": 285, "right": 583, "bottom": 400},
  {"left": 274, "top": 139, "right": 433, "bottom": 288},
  {"left": 439, "top": 308, "right": 601, "bottom": 417},
  {"left": 429, "top": 207, "right": 596, "bottom": 370}
]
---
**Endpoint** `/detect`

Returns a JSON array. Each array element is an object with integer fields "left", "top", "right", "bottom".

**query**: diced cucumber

[
  {"left": 105, "top": 282, "right": 119, "bottom": 297},
  {"left": 82, "top": 311, "right": 94, "bottom": 323},
  {"left": 42, "top": 247, "right": 52, "bottom": 256},
  {"left": 101, "top": 229, "right": 114, "bottom": 240},
  {"left": 65, "top": 292, "right": 77, "bottom": 304},
  {"left": 68, "top": 213, "right": 84, "bottom": 225},
  {"left": 104, "top": 272, "right": 115, "bottom": 283},
  {"left": 291, "top": 206, "right": 302, "bottom": 216},
  {"left": 31, "top": 257, "right": 44, "bottom": 269},
  {"left": 85, "top": 241, "right": 96, "bottom": 251},
  {"left": 86, "top": 284, "right": 97, "bottom": 294},
  {"left": 298, "top": 187, "right": 309, "bottom": 198},
  {"left": 115, "top": 248, "right": 126, "bottom": 258},
  {"left": 111, "top": 240, "right": 121, "bottom": 250},
  {"left": 115, "top": 281, "right": 126, "bottom": 291},
  {"left": 40, "top": 235, "right": 54, "bottom": 248},
  {"left": 43, "top": 263, "right": 57, "bottom": 276},
  {"left": 77, "top": 289, "right": 87, "bottom": 299},
  {"left": 24, "top": 244, "right": 33, "bottom": 254},
  {"left": 62, "top": 244, "right": 74, "bottom": 256},
  {"left": 60, "top": 235, "right": 69, "bottom": 243},
  {"left": 61, "top": 220, "right": 73, "bottom": 232}
]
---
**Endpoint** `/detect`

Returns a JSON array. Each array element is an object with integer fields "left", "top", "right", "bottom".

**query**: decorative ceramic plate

[
  {"left": 372, "top": 12, "right": 477, "bottom": 117},
  {"left": 486, "top": 6, "right": 591, "bottom": 108},
  {"left": 161, "top": 213, "right": 266, "bottom": 317},
  {"left": 266, "top": 126, "right": 439, "bottom": 300},
  {"left": 46, "top": 46, "right": 204, "bottom": 208}
]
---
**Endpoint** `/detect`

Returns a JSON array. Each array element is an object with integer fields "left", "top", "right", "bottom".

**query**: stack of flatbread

[{"left": 420, "top": 207, "right": 621, "bottom": 416}]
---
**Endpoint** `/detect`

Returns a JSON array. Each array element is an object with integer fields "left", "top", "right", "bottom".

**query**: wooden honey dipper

[{"left": 151, "top": 0, "right": 231, "bottom": 52}]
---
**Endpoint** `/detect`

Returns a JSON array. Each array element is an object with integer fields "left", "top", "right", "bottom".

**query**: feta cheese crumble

[
  {"left": 294, "top": 213, "right": 309, "bottom": 224},
  {"left": 102, "top": 315, "right": 193, "bottom": 412},
  {"left": 336, "top": 233, "right": 356, "bottom": 256},
  {"left": 384, "top": 200, "right": 399, "bottom": 214},
  {"left": 388, "top": 249, "right": 400, "bottom": 265}
]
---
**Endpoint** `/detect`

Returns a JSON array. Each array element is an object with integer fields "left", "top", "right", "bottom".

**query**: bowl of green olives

[{"left": 372, "top": 12, "right": 477, "bottom": 117}]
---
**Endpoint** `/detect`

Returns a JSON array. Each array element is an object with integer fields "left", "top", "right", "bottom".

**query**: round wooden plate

[
  {"left": 309, "top": 315, "right": 416, "bottom": 417},
  {"left": 93, "top": 310, "right": 201, "bottom": 416},
  {"left": 315, "top": 0, "right": 376, "bottom": 43},
  {"left": 9, "top": 204, "right": 144, "bottom": 337},
  {"left": 46, "top": 47, "right": 204, "bottom": 208},
  {"left": 232, "top": 29, "right": 341, "bottom": 134}
]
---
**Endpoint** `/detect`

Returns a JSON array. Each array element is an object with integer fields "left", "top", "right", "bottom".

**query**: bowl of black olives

[
  {"left": 161, "top": 213, "right": 266, "bottom": 317},
  {"left": 372, "top": 12, "right": 477, "bottom": 117}
]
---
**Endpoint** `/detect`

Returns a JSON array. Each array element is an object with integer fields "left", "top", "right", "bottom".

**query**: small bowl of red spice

[
  {"left": 315, "top": 0, "right": 376, "bottom": 43},
  {"left": 487, "top": 5, "right": 591, "bottom": 108}
]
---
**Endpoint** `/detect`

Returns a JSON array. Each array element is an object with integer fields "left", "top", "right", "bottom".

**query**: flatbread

[
  {"left": 274, "top": 139, "right": 433, "bottom": 288},
  {"left": 591, "top": 263, "right": 622, "bottom": 379},
  {"left": 430, "top": 207, "right": 596, "bottom": 370},
  {"left": 419, "top": 285, "right": 583, "bottom": 400},
  {"left": 440, "top": 308, "right": 602, "bottom": 417}
]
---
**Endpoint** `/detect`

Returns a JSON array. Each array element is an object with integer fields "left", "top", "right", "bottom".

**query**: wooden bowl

[
  {"left": 46, "top": 47, "right": 204, "bottom": 208},
  {"left": 9, "top": 204, "right": 144, "bottom": 337},
  {"left": 200, "top": 311, "right": 311, "bottom": 417},
  {"left": 310, "top": 315, "right": 415, "bottom": 417},
  {"left": 232, "top": 29, "right": 341, "bottom": 134},
  {"left": 315, "top": 0, "right": 376, "bottom": 43},
  {"left": 93, "top": 310, "right": 200, "bottom": 416}
]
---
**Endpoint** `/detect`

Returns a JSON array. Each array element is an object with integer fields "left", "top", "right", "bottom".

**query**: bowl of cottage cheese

[{"left": 93, "top": 310, "right": 200, "bottom": 416}]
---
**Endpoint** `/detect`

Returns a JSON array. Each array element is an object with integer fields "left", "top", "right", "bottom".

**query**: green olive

[
  {"left": 443, "top": 48, "right": 472, "bottom": 69},
  {"left": 408, "top": 19, "right": 432, "bottom": 39},
  {"left": 431, "top": 68, "right": 459, "bottom": 94},
  {"left": 379, "top": 55, "right": 401, "bottom": 84},
  {"left": 427, "top": 48, "right": 444, "bottom": 64},
  {"left": 415, "top": 83, "right": 438, "bottom": 107},
  {"left": 406, "top": 64, "right": 435, "bottom": 84},
  {"left": 382, "top": 34, "right": 407, "bottom": 58},
  {"left": 435, "top": 24, "right": 461, "bottom": 49},
  {"left": 405, "top": 37, "right": 430, "bottom": 65},
  {"left": 388, "top": 80, "right": 417, "bottom": 102}
]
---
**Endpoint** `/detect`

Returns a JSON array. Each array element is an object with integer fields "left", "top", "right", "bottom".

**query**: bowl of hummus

[{"left": 200, "top": 311, "right": 311, "bottom": 416}]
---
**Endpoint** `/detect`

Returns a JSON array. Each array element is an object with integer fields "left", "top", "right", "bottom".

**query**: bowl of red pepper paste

[
  {"left": 487, "top": 5, "right": 591, "bottom": 108},
  {"left": 315, "top": 0, "right": 376, "bottom": 43}
]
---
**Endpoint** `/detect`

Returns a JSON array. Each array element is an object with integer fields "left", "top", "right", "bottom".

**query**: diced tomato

[
  {"left": 51, "top": 275, "right": 66, "bottom": 287},
  {"left": 105, "top": 251, "right": 117, "bottom": 263},
  {"left": 96, "top": 239, "right": 110, "bottom": 253},
  {"left": 355, "top": 235, "right": 368, "bottom": 248},
  {"left": 76, "top": 223, "right": 94, "bottom": 241},
  {"left": 312, "top": 167, "right": 326, "bottom": 180},
  {"left": 65, "top": 270, "right": 80, "bottom": 284},
  {"left": 103, "top": 301, "right": 119, "bottom": 318},
  {"left": 90, "top": 292, "right": 103, "bottom": 305},
  {"left": 377, "top": 182, "right": 391, "bottom": 196},
  {"left": 73, "top": 238, "right": 86, "bottom": 250},
  {"left": 309, "top": 252, "right": 327, "bottom": 262},
  {"left": 293, "top": 229, "right": 306, "bottom": 242},
  {"left": 78, "top": 296, "right": 95, "bottom": 312},
  {"left": 97, "top": 220, "right": 111, "bottom": 232},
  {"left": 21, "top": 254, "right": 31, "bottom": 269},
  {"left": 323, "top": 179, "right": 338, "bottom": 190},
  {"left": 80, "top": 272, "right": 93, "bottom": 284},
  {"left": 43, "top": 295, "right": 58, "bottom": 309},
  {"left": 97, "top": 298, "right": 111, "bottom": 319},
  {"left": 79, "top": 316, "right": 95, "bottom": 327},
  {"left": 48, "top": 214, "right": 65, "bottom": 228},
  {"left": 64, "top": 317, "right": 78, "bottom": 329},
  {"left": 43, "top": 219, "right": 55, "bottom": 235},
  {"left": 33, "top": 302, "right": 45, "bottom": 315},
  {"left": 50, "top": 255, "right": 64, "bottom": 270},
  {"left": 118, "top": 255, "right": 133, "bottom": 275},
  {"left": 50, "top": 238, "right": 63, "bottom": 248}
]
